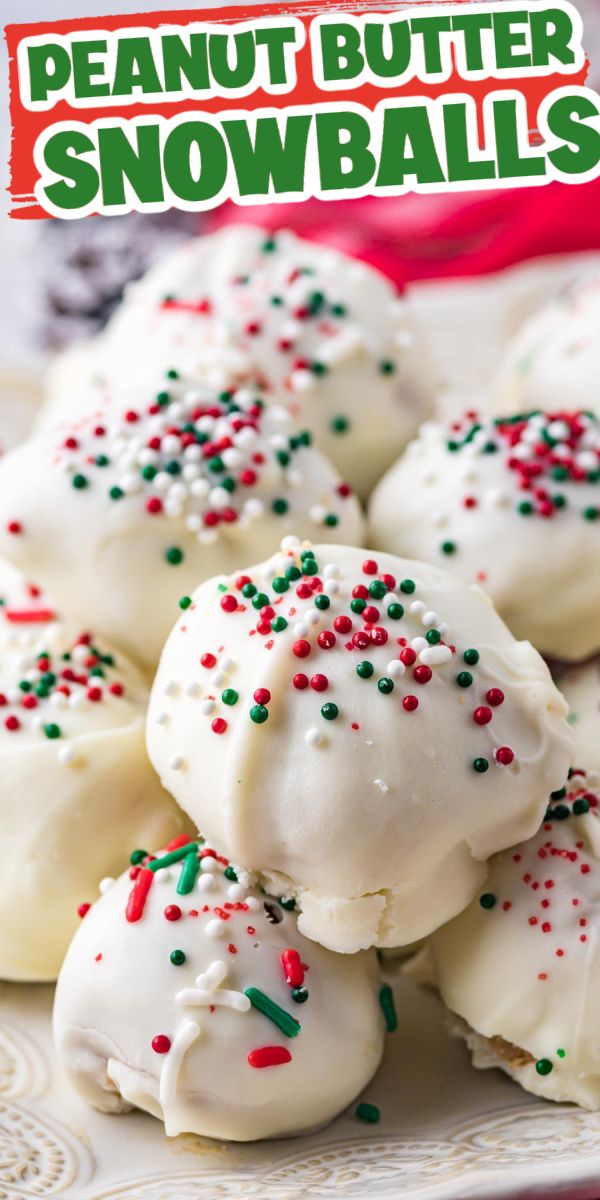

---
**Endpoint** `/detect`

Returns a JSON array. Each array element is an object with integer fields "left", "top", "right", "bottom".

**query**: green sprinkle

[
  {"left": 177, "top": 851, "right": 200, "bottom": 895},
  {"left": 109, "top": 485, "right": 124, "bottom": 501},
  {"left": 224, "top": 866, "right": 238, "bottom": 882},
  {"left": 292, "top": 987, "right": 309, "bottom": 1003},
  {"left": 170, "top": 949, "right": 186, "bottom": 966},
  {"left": 473, "top": 757, "right": 489, "bottom": 773},
  {"left": 279, "top": 896, "right": 296, "bottom": 911},
  {"left": 369, "top": 581, "right": 387, "bottom": 600},
  {"left": 271, "top": 617, "right": 288, "bottom": 633},
  {"left": 351, "top": 597, "right": 366, "bottom": 614},
  {"left": 272, "top": 498, "right": 289, "bottom": 515},
  {"left": 276, "top": 450, "right": 291, "bottom": 467},
  {"left": 166, "top": 368, "right": 179, "bottom": 380},
  {"left": 44, "top": 723, "right": 61, "bottom": 739},
  {"left": 95, "top": 454, "right": 110, "bottom": 468},
  {"left": 551, "top": 786, "right": 567, "bottom": 800},
  {"left": 311, "top": 361, "right": 328, "bottom": 376},
  {"left": 314, "top": 594, "right": 330, "bottom": 610},
  {"left": 222, "top": 688, "right": 238, "bottom": 706},
  {"left": 250, "top": 704, "right": 269, "bottom": 724},
  {"left": 552, "top": 465, "right": 569, "bottom": 481},
  {"left": 149, "top": 842, "right": 199, "bottom": 873},
  {"left": 400, "top": 579, "right": 415, "bottom": 594},
  {"left": 356, "top": 661, "right": 374, "bottom": 679},
  {"left": 252, "top": 592, "right": 269, "bottom": 610},
  {"left": 156, "top": 390, "right": 170, "bottom": 406},
  {"left": 378, "top": 678, "right": 394, "bottom": 694},
  {"left": 72, "top": 474, "right": 88, "bottom": 490},
  {"left": 573, "top": 797, "right": 590, "bottom": 815},
  {"left": 518, "top": 500, "right": 534, "bottom": 516},
  {"left": 441, "top": 541, "right": 456, "bottom": 555},
  {"left": 261, "top": 237, "right": 277, "bottom": 253},
  {"left": 324, "top": 514, "right": 339, "bottom": 527},
  {"left": 463, "top": 649, "right": 479, "bottom": 665},
  {"left": 479, "top": 893, "right": 496, "bottom": 909},
  {"left": 379, "top": 359, "right": 396, "bottom": 375},
  {"left": 583, "top": 506, "right": 598, "bottom": 521},
  {"left": 244, "top": 987, "right": 300, "bottom": 1037},
  {"left": 179, "top": 595, "right": 192, "bottom": 610},
  {"left": 165, "top": 546, "right": 184, "bottom": 566},
  {"left": 356, "top": 1102, "right": 380, "bottom": 1123},
  {"left": 331, "top": 302, "right": 347, "bottom": 317},
  {"left": 208, "top": 456, "right": 224, "bottom": 474},
  {"left": 130, "top": 849, "right": 147, "bottom": 865},
  {"left": 387, "top": 603, "right": 404, "bottom": 620},
  {"left": 302, "top": 558, "right": 318, "bottom": 576},
  {"left": 536, "top": 1058, "right": 553, "bottom": 1076},
  {"left": 330, "top": 415, "right": 350, "bottom": 435},
  {"left": 321, "top": 702, "right": 339, "bottom": 720},
  {"left": 426, "top": 630, "right": 441, "bottom": 645},
  {"left": 456, "top": 671, "right": 473, "bottom": 688},
  {"left": 242, "top": 583, "right": 257, "bottom": 598},
  {"left": 557, "top": 1048, "right": 566, "bottom": 1059},
  {"left": 272, "top": 577, "right": 289, "bottom": 593},
  {"left": 379, "top": 983, "right": 398, "bottom": 1033}
]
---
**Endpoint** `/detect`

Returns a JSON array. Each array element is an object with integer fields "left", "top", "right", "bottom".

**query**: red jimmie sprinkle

[
  {"left": 126, "top": 867, "right": 154, "bottom": 923},
  {"left": 281, "top": 948, "right": 304, "bottom": 988},
  {"left": 77, "top": 902, "right": 91, "bottom": 919},
  {"left": 5, "top": 608, "right": 56, "bottom": 624},
  {"left": 248, "top": 1045, "right": 292, "bottom": 1069},
  {"left": 166, "top": 833, "right": 195, "bottom": 852}
]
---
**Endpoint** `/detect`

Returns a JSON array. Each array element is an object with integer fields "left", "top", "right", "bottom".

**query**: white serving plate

[{"left": 3, "top": 965, "right": 600, "bottom": 1200}]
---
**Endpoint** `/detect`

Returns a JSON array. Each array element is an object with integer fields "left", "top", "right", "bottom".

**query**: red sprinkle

[
  {"left": 77, "top": 903, "right": 91, "bottom": 919},
  {"left": 254, "top": 688, "right": 271, "bottom": 705},
  {"left": 293, "top": 639, "right": 311, "bottom": 658},
  {"left": 126, "top": 867, "right": 154, "bottom": 923},
  {"left": 151, "top": 1035, "right": 171, "bottom": 1054},
  {"left": 310, "top": 674, "right": 328, "bottom": 692},
  {"left": 473, "top": 706, "right": 493, "bottom": 725},
  {"left": 221, "top": 595, "right": 237, "bottom": 613},
  {"left": 164, "top": 904, "right": 182, "bottom": 922},
  {"left": 403, "top": 695, "right": 419, "bottom": 711},
  {"left": 281, "top": 948, "right": 304, "bottom": 988},
  {"left": 201, "top": 653, "right": 217, "bottom": 669},
  {"left": 248, "top": 1046, "right": 292, "bottom": 1069},
  {"left": 496, "top": 746, "right": 515, "bottom": 766},
  {"left": 293, "top": 673, "right": 308, "bottom": 690},
  {"left": 211, "top": 718, "right": 228, "bottom": 735}
]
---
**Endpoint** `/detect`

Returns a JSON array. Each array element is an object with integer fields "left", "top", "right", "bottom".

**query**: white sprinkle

[
  {"left": 156, "top": 869, "right": 172, "bottom": 885},
  {"left": 200, "top": 699, "right": 215, "bottom": 716},
  {"left": 219, "top": 657, "right": 236, "bottom": 673},
  {"left": 411, "top": 636, "right": 428, "bottom": 652},
  {"left": 244, "top": 498, "right": 264, "bottom": 519},
  {"left": 99, "top": 877, "right": 115, "bottom": 894},
  {"left": 281, "top": 536, "right": 301, "bottom": 552},
  {"left": 164, "top": 680, "right": 179, "bottom": 698},
  {"left": 374, "top": 779, "right": 389, "bottom": 794},
  {"left": 205, "top": 918, "right": 227, "bottom": 938},
  {"left": 184, "top": 681, "right": 200, "bottom": 698},
  {"left": 309, "top": 505, "right": 326, "bottom": 524},
  {"left": 305, "top": 609, "right": 320, "bottom": 626},
  {"left": 422, "top": 611, "right": 439, "bottom": 628},
  {"left": 196, "top": 873, "right": 216, "bottom": 893},
  {"left": 227, "top": 883, "right": 247, "bottom": 902},
  {"left": 168, "top": 754, "right": 185, "bottom": 771},
  {"left": 306, "top": 727, "right": 323, "bottom": 747},
  {"left": 57, "top": 744, "right": 76, "bottom": 766},
  {"left": 200, "top": 854, "right": 219, "bottom": 872},
  {"left": 410, "top": 600, "right": 425, "bottom": 616},
  {"left": 419, "top": 645, "right": 453, "bottom": 666},
  {"left": 246, "top": 896, "right": 261, "bottom": 911},
  {"left": 156, "top": 710, "right": 169, "bottom": 726},
  {"left": 211, "top": 671, "right": 226, "bottom": 687},
  {"left": 294, "top": 622, "right": 309, "bottom": 638},
  {"left": 387, "top": 659, "right": 406, "bottom": 679}
]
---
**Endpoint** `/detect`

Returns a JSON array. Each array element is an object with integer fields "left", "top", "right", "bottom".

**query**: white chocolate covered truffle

[
  {"left": 0, "top": 622, "right": 187, "bottom": 982},
  {"left": 495, "top": 275, "right": 600, "bottom": 416},
  {"left": 369, "top": 410, "right": 600, "bottom": 661},
  {"left": 53, "top": 837, "right": 385, "bottom": 1140},
  {"left": 556, "top": 659, "right": 600, "bottom": 774},
  {"left": 39, "top": 226, "right": 429, "bottom": 498},
  {"left": 428, "top": 771, "right": 600, "bottom": 1109},
  {"left": 0, "top": 378, "right": 364, "bottom": 669},
  {"left": 147, "top": 540, "right": 572, "bottom": 954}
]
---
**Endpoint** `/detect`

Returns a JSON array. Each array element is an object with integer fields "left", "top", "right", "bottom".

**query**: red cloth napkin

[{"left": 207, "top": 180, "right": 600, "bottom": 288}]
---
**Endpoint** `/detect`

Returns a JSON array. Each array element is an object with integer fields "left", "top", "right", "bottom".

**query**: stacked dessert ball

[{"left": 2, "top": 226, "right": 597, "bottom": 1142}]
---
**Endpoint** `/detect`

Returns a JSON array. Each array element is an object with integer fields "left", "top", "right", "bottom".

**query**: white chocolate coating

[
  {"left": 429, "top": 772, "right": 600, "bottom": 1109},
  {"left": 368, "top": 411, "right": 600, "bottom": 661},
  {"left": 0, "top": 612, "right": 187, "bottom": 981},
  {"left": 38, "top": 226, "right": 430, "bottom": 499},
  {"left": 495, "top": 275, "right": 600, "bottom": 416},
  {"left": 556, "top": 660, "right": 600, "bottom": 774},
  {"left": 147, "top": 540, "right": 572, "bottom": 954},
  {"left": 53, "top": 842, "right": 385, "bottom": 1140},
  {"left": 0, "top": 379, "right": 364, "bottom": 669}
]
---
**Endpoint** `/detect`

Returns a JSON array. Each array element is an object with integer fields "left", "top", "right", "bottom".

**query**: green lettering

[
  {"left": 494, "top": 98, "right": 545, "bottom": 177},
  {"left": 493, "top": 11, "right": 531, "bottom": 69},
  {"left": 530, "top": 7, "right": 576, "bottom": 67},
  {"left": 161, "top": 33, "right": 210, "bottom": 93},
  {"left": 319, "top": 23, "right": 364, "bottom": 83},
  {"left": 444, "top": 102, "right": 496, "bottom": 181},
  {"left": 255, "top": 27, "right": 297, "bottom": 87},
  {"left": 112, "top": 36, "right": 162, "bottom": 96},
  {"left": 545, "top": 93, "right": 600, "bottom": 175},
  {"left": 450, "top": 13, "right": 493, "bottom": 72},
  {"left": 316, "top": 111, "right": 375, "bottom": 190},
  {"left": 72, "top": 39, "right": 109, "bottom": 99},
  {"left": 364, "top": 19, "right": 411, "bottom": 79},
  {"left": 27, "top": 43, "right": 71, "bottom": 104},
  {"left": 41, "top": 129, "right": 98, "bottom": 211},
  {"left": 377, "top": 103, "right": 445, "bottom": 185},
  {"left": 223, "top": 114, "right": 311, "bottom": 195},
  {"left": 164, "top": 120, "right": 228, "bottom": 202},
  {"left": 98, "top": 124, "right": 163, "bottom": 206},
  {"left": 410, "top": 16, "right": 452, "bottom": 74},
  {"left": 208, "top": 31, "right": 255, "bottom": 90}
]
